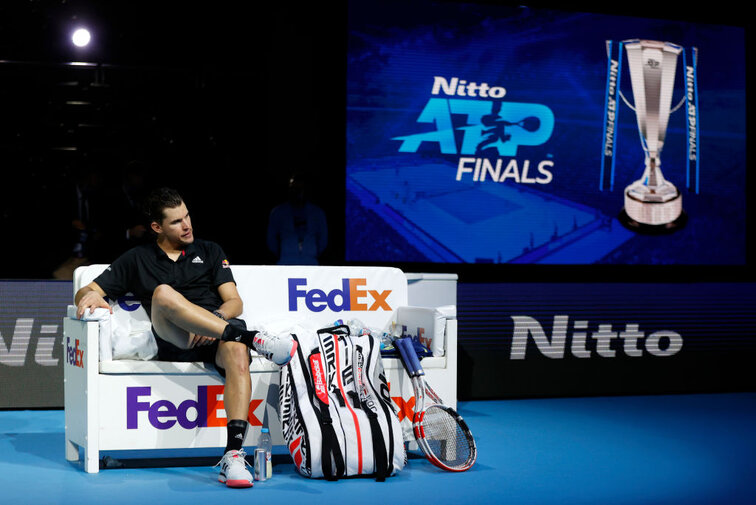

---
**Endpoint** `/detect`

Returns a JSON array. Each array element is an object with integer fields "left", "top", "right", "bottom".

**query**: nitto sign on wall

[{"left": 0, "top": 281, "right": 71, "bottom": 408}]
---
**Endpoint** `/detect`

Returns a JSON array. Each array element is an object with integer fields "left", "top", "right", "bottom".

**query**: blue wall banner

[
  {"left": 2, "top": 280, "right": 754, "bottom": 405},
  {"left": 0, "top": 281, "right": 71, "bottom": 408},
  {"left": 457, "top": 282, "right": 756, "bottom": 398}
]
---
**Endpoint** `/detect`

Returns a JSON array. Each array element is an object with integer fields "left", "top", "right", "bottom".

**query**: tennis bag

[{"left": 279, "top": 324, "right": 406, "bottom": 481}]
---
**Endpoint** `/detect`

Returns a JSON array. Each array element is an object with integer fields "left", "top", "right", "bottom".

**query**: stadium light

[{"left": 71, "top": 28, "right": 91, "bottom": 48}]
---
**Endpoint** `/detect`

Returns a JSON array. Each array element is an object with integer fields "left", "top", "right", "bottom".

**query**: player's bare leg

[
  {"left": 216, "top": 341, "right": 252, "bottom": 421},
  {"left": 150, "top": 284, "right": 297, "bottom": 365},
  {"left": 215, "top": 340, "right": 255, "bottom": 488},
  {"left": 150, "top": 284, "right": 226, "bottom": 348}
]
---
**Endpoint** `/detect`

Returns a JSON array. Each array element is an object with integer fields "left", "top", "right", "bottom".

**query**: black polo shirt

[{"left": 93, "top": 239, "right": 235, "bottom": 317}]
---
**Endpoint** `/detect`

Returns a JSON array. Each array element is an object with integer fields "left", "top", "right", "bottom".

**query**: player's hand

[
  {"left": 76, "top": 291, "right": 112, "bottom": 319},
  {"left": 189, "top": 333, "right": 215, "bottom": 347}
]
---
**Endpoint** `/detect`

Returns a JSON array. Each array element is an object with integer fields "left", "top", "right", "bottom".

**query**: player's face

[{"left": 156, "top": 202, "right": 193, "bottom": 247}]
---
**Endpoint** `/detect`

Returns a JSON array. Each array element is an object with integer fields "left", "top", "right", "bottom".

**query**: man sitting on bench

[{"left": 74, "top": 187, "right": 297, "bottom": 488}]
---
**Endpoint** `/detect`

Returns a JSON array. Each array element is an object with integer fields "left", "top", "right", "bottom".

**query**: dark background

[
  {"left": 0, "top": 1, "right": 348, "bottom": 277},
  {"left": 0, "top": 1, "right": 750, "bottom": 282}
]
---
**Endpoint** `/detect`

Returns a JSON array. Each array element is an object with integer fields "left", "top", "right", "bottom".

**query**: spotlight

[{"left": 72, "top": 28, "right": 91, "bottom": 48}]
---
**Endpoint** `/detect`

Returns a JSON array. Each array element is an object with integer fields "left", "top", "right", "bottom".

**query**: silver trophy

[{"left": 619, "top": 39, "right": 687, "bottom": 231}]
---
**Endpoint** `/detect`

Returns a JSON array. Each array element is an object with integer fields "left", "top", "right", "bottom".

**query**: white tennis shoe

[
  {"left": 252, "top": 331, "right": 298, "bottom": 366},
  {"left": 217, "top": 449, "right": 253, "bottom": 488}
]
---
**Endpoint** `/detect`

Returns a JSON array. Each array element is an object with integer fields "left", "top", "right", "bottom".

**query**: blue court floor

[{"left": 1, "top": 393, "right": 754, "bottom": 505}]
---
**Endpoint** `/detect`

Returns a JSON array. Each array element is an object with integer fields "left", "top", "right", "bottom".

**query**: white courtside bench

[{"left": 63, "top": 265, "right": 458, "bottom": 473}]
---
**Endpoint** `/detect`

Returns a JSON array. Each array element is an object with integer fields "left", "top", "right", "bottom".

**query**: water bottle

[
  {"left": 258, "top": 427, "right": 273, "bottom": 479},
  {"left": 347, "top": 318, "right": 371, "bottom": 337}
]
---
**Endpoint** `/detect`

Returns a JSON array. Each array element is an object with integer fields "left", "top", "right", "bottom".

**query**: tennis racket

[{"left": 394, "top": 336, "right": 477, "bottom": 472}]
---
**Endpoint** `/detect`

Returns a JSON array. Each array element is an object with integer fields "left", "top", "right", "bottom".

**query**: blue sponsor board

[
  {"left": 457, "top": 282, "right": 756, "bottom": 398},
  {"left": 346, "top": 1, "right": 746, "bottom": 265},
  {"left": 3, "top": 279, "right": 754, "bottom": 405},
  {"left": 0, "top": 281, "right": 71, "bottom": 408}
]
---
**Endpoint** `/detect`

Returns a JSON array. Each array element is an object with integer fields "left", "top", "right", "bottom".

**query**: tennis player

[{"left": 75, "top": 187, "right": 296, "bottom": 488}]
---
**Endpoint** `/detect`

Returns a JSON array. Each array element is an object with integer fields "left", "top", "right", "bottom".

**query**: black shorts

[{"left": 152, "top": 318, "right": 251, "bottom": 378}]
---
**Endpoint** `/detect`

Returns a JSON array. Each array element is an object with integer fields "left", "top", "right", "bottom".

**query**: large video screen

[{"left": 346, "top": 1, "right": 746, "bottom": 265}]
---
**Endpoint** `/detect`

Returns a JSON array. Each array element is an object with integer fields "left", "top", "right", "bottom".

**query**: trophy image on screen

[{"left": 618, "top": 39, "right": 688, "bottom": 231}]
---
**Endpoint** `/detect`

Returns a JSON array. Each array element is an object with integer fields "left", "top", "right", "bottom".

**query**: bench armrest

[
  {"left": 66, "top": 305, "right": 113, "bottom": 361},
  {"left": 393, "top": 305, "right": 456, "bottom": 357}
]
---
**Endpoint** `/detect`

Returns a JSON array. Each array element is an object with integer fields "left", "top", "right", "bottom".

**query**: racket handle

[
  {"left": 397, "top": 337, "right": 424, "bottom": 376},
  {"left": 405, "top": 338, "right": 425, "bottom": 376},
  {"left": 395, "top": 336, "right": 414, "bottom": 376}
]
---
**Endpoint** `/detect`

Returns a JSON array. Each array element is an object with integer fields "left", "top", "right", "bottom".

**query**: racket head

[
  {"left": 398, "top": 336, "right": 477, "bottom": 471},
  {"left": 413, "top": 403, "right": 477, "bottom": 472}
]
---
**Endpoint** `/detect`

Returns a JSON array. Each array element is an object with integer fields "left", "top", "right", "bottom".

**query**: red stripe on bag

[
  {"left": 290, "top": 436, "right": 303, "bottom": 469},
  {"left": 333, "top": 338, "right": 363, "bottom": 474}
]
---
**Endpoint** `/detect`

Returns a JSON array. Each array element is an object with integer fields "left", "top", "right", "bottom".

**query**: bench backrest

[{"left": 74, "top": 264, "right": 408, "bottom": 330}]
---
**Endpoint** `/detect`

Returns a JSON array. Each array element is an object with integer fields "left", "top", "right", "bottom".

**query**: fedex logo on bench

[
  {"left": 126, "top": 386, "right": 264, "bottom": 430},
  {"left": 288, "top": 278, "right": 392, "bottom": 312},
  {"left": 65, "top": 337, "right": 84, "bottom": 368}
]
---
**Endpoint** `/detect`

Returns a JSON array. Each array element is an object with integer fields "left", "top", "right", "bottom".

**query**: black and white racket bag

[{"left": 278, "top": 324, "right": 406, "bottom": 481}]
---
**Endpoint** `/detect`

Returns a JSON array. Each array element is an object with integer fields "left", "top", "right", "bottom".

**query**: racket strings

[{"left": 420, "top": 406, "right": 472, "bottom": 468}]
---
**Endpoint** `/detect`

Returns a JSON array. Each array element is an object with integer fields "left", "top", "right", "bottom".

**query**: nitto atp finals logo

[{"left": 393, "top": 76, "right": 556, "bottom": 184}]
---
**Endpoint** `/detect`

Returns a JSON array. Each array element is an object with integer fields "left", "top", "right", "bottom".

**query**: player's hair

[{"left": 143, "top": 187, "right": 184, "bottom": 224}]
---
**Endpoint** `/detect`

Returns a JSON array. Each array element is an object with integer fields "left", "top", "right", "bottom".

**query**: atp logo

[
  {"left": 393, "top": 76, "right": 555, "bottom": 157},
  {"left": 392, "top": 76, "right": 557, "bottom": 184}
]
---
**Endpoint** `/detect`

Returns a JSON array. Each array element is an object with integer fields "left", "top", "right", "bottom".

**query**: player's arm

[
  {"left": 74, "top": 281, "right": 112, "bottom": 319},
  {"left": 213, "top": 281, "right": 243, "bottom": 321}
]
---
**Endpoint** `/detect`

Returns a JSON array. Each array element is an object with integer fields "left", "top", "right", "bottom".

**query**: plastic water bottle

[
  {"left": 258, "top": 427, "right": 273, "bottom": 479},
  {"left": 347, "top": 318, "right": 372, "bottom": 337}
]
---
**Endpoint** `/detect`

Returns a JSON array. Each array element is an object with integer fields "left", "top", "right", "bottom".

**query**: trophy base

[
  {"left": 618, "top": 208, "right": 688, "bottom": 234},
  {"left": 623, "top": 181, "right": 683, "bottom": 226}
]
